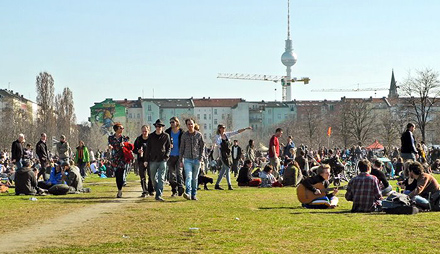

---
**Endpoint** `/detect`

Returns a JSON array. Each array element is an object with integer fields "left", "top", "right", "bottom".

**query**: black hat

[{"left": 153, "top": 119, "right": 165, "bottom": 127}]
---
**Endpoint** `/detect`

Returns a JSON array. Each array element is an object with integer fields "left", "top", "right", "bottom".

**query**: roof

[
  {"left": 115, "top": 99, "right": 142, "bottom": 108},
  {"left": 0, "top": 89, "right": 36, "bottom": 104},
  {"left": 247, "top": 101, "right": 289, "bottom": 108},
  {"left": 143, "top": 99, "right": 194, "bottom": 108},
  {"left": 193, "top": 98, "right": 244, "bottom": 107}
]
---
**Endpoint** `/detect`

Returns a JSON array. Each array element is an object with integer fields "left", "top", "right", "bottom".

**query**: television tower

[{"left": 281, "top": 0, "right": 298, "bottom": 101}]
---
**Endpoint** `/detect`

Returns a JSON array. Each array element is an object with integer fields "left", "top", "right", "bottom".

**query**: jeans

[
  {"left": 215, "top": 160, "right": 231, "bottom": 186},
  {"left": 184, "top": 158, "right": 200, "bottom": 197},
  {"left": 381, "top": 185, "right": 393, "bottom": 196},
  {"left": 15, "top": 159, "right": 23, "bottom": 170},
  {"left": 150, "top": 161, "right": 167, "bottom": 199},
  {"left": 168, "top": 156, "right": 184, "bottom": 194},
  {"left": 138, "top": 161, "right": 154, "bottom": 194},
  {"left": 232, "top": 159, "right": 240, "bottom": 176},
  {"left": 413, "top": 195, "right": 430, "bottom": 209},
  {"left": 78, "top": 161, "right": 87, "bottom": 178}
]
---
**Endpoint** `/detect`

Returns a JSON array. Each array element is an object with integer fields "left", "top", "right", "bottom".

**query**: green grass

[{"left": 4, "top": 174, "right": 440, "bottom": 253}]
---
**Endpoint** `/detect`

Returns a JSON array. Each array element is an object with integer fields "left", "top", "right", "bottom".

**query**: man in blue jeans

[
  {"left": 179, "top": 119, "right": 205, "bottom": 200},
  {"left": 407, "top": 161, "right": 440, "bottom": 209},
  {"left": 146, "top": 119, "right": 171, "bottom": 202}
]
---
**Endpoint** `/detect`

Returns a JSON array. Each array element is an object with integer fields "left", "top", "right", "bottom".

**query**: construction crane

[
  {"left": 217, "top": 73, "right": 310, "bottom": 102},
  {"left": 311, "top": 83, "right": 390, "bottom": 93}
]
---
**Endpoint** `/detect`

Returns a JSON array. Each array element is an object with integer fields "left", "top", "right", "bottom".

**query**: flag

[{"left": 327, "top": 127, "right": 332, "bottom": 137}]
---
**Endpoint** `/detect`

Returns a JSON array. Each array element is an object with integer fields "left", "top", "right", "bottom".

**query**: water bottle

[{"left": 396, "top": 186, "right": 400, "bottom": 193}]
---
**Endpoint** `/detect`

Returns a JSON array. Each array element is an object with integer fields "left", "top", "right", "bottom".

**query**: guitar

[{"left": 297, "top": 182, "right": 347, "bottom": 204}]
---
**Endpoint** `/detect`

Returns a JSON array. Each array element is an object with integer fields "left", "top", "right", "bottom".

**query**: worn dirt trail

[{"left": 0, "top": 185, "right": 143, "bottom": 254}]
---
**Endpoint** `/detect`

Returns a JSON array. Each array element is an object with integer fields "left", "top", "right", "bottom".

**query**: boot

[
  {"left": 215, "top": 185, "right": 224, "bottom": 190},
  {"left": 228, "top": 185, "right": 234, "bottom": 190}
]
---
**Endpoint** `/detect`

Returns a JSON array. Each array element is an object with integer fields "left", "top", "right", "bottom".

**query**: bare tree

[
  {"left": 401, "top": 68, "right": 440, "bottom": 142},
  {"left": 36, "top": 72, "right": 56, "bottom": 142},
  {"left": 378, "top": 110, "right": 401, "bottom": 152},
  {"left": 343, "top": 99, "right": 375, "bottom": 145},
  {"left": 55, "top": 87, "right": 77, "bottom": 139}
]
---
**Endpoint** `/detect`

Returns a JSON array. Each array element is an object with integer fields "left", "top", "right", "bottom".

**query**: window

[
  {"left": 284, "top": 114, "right": 288, "bottom": 119},
  {"left": 148, "top": 105, "right": 151, "bottom": 111},
  {"left": 222, "top": 114, "right": 225, "bottom": 120},
  {"left": 197, "top": 114, "right": 200, "bottom": 120},
  {"left": 214, "top": 119, "right": 217, "bottom": 124},
  {"left": 268, "top": 109, "right": 272, "bottom": 114},
  {"left": 204, "top": 133, "right": 207, "bottom": 139},
  {"left": 209, "top": 114, "right": 211, "bottom": 120},
  {"left": 147, "top": 114, "right": 152, "bottom": 121},
  {"left": 204, "top": 114, "right": 207, "bottom": 120},
  {"left": 214, "top": 109, "right": 217, "bottom": 115},
  {"left": 129, "top": 113, "right": 132, "bottom": 118},
  {"left": 137, "top": 113, "right": 140, "bottom": 119},
  {"left": 329, "top": 105, "right": 334, "bottom": 111},
  {"left": 209, "top": 124, "right": 212, "bottom": 129},
  {"left": 204, "top": 124, "right": 207, "bottom": 130},
  {"left": 278, "top": 114, "right": 281, "bottom": 119}
]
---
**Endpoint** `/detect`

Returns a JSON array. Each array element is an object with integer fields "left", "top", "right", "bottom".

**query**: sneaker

[
  {"left": 171, "top": 192, "right": 177, "bottom": 197},
  {"left": 155, "top": 197, "right": 165, "bottom": 202},
  {"left": 117, "top": 190, "right": 122, "bottom": 198},
  {"left": 191, "top": 196, "right": 198, "bottom": 201},
  {"left": 215, "top": 185, "right": 224, "bottom": 190},
  {"left": 148, "top": 192, "right": 154, "bottom": 196},
  {"left": 228, "top": 185, "right": 234, "bottom": 190},
  {"left": 183, "top": 193, "right": 191, "bottom": 200},
  {"left": 140, "top": 193, "right": 147, "bottom": 198}
]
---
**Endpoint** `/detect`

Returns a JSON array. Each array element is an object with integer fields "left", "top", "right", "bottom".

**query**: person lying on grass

[{"left": 299, "top": 164, "right": 338, "bottom": 209}]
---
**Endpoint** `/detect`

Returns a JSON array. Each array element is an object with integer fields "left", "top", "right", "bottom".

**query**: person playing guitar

[{"left": 298, "top": 164, "right": 339, "bottom": 209}]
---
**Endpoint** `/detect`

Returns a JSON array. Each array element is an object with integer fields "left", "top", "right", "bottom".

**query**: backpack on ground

[{"left": 382, "top": 192, "right": 419, "bottom": 215}]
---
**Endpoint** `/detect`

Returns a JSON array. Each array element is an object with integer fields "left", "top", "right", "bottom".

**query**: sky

[{"left": 1, "top": 0, "right": 439, "bottom": 123}]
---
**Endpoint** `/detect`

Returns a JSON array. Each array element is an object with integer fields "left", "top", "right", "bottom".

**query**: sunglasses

[{"left": 170, "top": 121, "right": 175, "bottom": 124}]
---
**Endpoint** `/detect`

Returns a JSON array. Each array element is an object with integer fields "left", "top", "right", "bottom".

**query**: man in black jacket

[
  {"left": 401, "top": 123, "right": 418, "bottom": 161},
  {"left": 165, "top": 117, "right": 184, "bottom": 196},
  {"left": 11, "top": 134, "right": 25, "bottom": 169},
  {"left": 133, "top": 125, "right": 154, "bottom": 197},
  {"left": 36, "top": 133, "right": 50, "bottom": 181},
  {"left": 146, "top": 119, "right": 171, "bottom": 201}
]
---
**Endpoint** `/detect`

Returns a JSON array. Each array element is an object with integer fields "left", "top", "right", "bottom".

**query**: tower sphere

[{"left": 281, "top": 51, "right": 297, "bottom": 67}]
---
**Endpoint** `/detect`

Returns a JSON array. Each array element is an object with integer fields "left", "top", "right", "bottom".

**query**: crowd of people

[{"left": 2, "top": 118, "right": 440, "bottom": 213}]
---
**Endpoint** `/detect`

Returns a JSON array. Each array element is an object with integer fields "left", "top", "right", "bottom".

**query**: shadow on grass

[
  {"left": 258, "top": 206, "right": 302, "bottom": 210},
  {"left": 290, "top": 210, "right": 353, "bottom": 214}
]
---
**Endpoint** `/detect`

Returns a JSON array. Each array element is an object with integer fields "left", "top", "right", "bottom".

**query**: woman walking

[{"left": 108, "top": 123, "right": 129, "bottom": 198}]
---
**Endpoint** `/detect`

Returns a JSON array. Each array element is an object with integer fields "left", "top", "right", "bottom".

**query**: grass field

[{"left": 2, "top": 173, "right": 440, "bottom": 254}]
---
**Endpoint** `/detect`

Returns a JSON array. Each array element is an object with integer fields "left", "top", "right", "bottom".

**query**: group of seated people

[{"left": 8, "top": 159, "right": 88, "bottom": 196}]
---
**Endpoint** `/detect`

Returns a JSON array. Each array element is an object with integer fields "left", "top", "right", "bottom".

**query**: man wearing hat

[
  {"left": 56, "top": 135, "right": 71, "bottom": 164},
  {"left": 146, "top": 119, "right": 171, "bottom": 201}
]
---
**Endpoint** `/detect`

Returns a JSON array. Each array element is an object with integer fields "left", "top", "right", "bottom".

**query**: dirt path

[{"left": 0, "top": 185, "right": 143, "bottom": 254}]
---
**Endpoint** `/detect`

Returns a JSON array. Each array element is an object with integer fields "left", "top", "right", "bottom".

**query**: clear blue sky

[{"left": 1, "top": 0, "right": 439, "bottom": 122}]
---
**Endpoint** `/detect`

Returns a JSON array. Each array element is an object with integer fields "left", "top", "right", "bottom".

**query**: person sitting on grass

[
  {"left": 299, "top": 164, "right": 338, "bottom": 209},
  {"left": 371, "top": 160, "right": 392, "bottom": 196},
  {"left": 282, "top": 156, "right": 302, "bottom": 187},
  {"left": 62, "top": 161, "right": 84, "bottom": 192},
  {"left": 15, "top": 159, "right": 45, "bottom": 195},
  {"left": 345, "top": 159, "right": 382, "bottom": 212},
  {"left": 259, "top": 165, "right": 282, "bottom": 187},
  {"left": 407, "top": 161, "right": 440, "bottom": 210},
  {"left": 237, "top": 159, "right": 253, "bottom": 186}
]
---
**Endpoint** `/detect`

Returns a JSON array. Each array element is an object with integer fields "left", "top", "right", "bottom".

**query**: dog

[{"left": 198, "top": 175, "right": 213, "bottom": 190}]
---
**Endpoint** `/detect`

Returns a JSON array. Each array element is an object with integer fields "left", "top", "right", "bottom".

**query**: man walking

[
  {"left": 146, "top": 119, "right": 171, "bottom": 201},
  {"left": 269, "top": 128, "right": 283, "bottom": 178},
  {"left": 179, "top": 119, "right": 205, "bottom": 200},
  {"left": 134, "top": 125, "right": 154, "bottom": 197},
  {"left": 165, "top": 117, "right": 184, "bottom": 197}
]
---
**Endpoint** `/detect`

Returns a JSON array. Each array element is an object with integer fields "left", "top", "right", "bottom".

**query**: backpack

[
  {"left": 382, "top": 192, "right": 419, "bottom": 215},
  {"left": 429, "top": 190, "right": 440, "bottom": 211}
]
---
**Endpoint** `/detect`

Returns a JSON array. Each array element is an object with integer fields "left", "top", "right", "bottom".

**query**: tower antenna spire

[{"left": 287, "top": 0, "right": 290, "bottom": 39}]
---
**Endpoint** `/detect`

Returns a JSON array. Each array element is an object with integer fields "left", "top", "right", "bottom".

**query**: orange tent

[{"left": 366, "top": 140, "right": 384, "bottom": 150}]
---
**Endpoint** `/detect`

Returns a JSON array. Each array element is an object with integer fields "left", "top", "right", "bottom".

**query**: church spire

[{"left": 388, "top": 69, "right": 398, "bottom": 98}]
